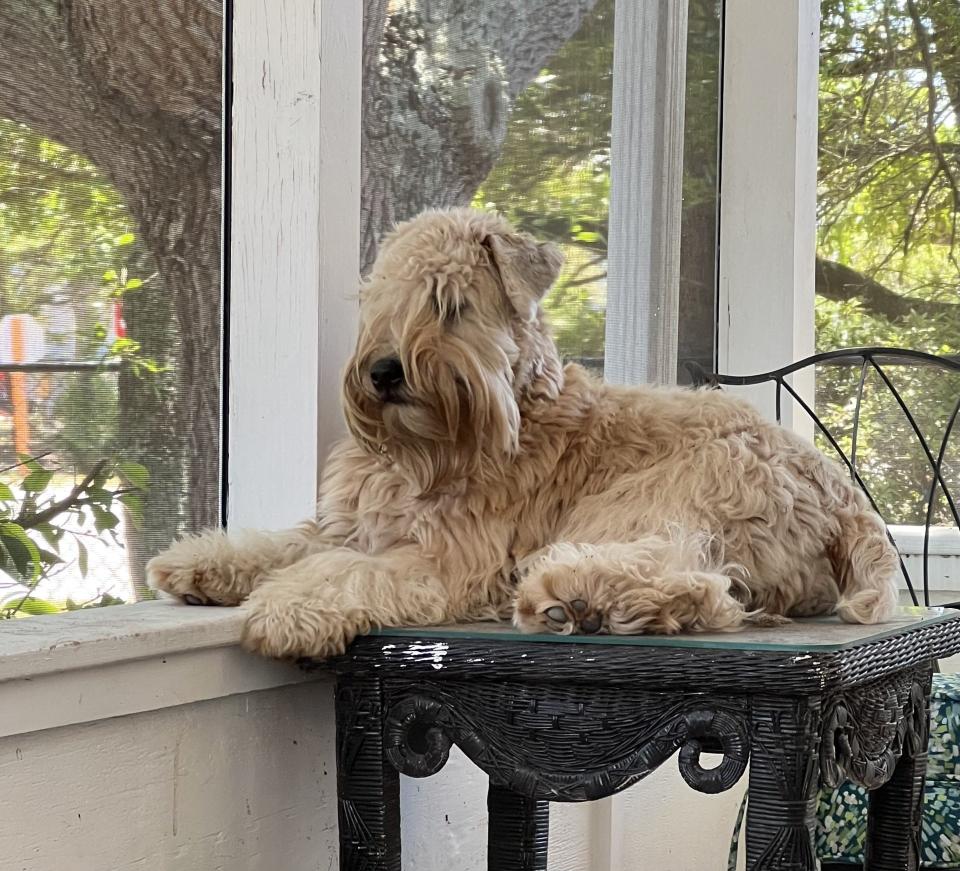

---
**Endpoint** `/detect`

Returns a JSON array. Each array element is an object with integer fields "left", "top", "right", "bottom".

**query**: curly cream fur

[{"left": 147, "top": 207, "right": 899, "bottom": 659}]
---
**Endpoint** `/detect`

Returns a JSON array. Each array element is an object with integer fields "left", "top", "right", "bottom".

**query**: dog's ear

[{"left": 483, "top": 232, "right": 563, "bottom": 320}]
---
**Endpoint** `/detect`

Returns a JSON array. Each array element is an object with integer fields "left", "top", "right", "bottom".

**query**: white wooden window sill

[
  {"left": 0, "top": 599, "right": 324, "bottom": 740},
  {"left": 891, "top": 526, "right": 960, "bottom": 596}
]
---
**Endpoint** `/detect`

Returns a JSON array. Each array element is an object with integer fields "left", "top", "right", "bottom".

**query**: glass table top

[{"left": 374, "top": 606, "right": 960, "bottom": 653}]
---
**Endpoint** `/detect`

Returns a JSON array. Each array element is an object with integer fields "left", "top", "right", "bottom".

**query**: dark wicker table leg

[
  {"left": 336, "top": 675, "right": 401, "bottom": 871},
  {"left": 864, "top": 669, "right": 934, "bottom": 871},
  {"left": 487, "top": 783, "right": 549, "bottom": 870},
  {"left": 745, "top": 696, "right": 821, "bottom": 871}
]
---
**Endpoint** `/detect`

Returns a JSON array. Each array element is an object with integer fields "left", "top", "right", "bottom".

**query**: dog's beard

[{"left": 343, "top": 343, "right": 520, "bottom": 494}]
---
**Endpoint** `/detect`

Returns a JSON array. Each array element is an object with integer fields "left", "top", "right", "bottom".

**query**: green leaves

[
  {"left": 0, "top": 521, "right": 42, "bottom": 583},
  {"left": 21, "top": 467, "right": 54, "bottom": 493},
  {"left": 117, "top": 461, "right": 149, "bottom": 490},
  {"left": 76, "top": 539, "right": 89, "bottom": 578},
  {"left": 7, "top": 596, "right": 60, "bottom": 616},
  {"left": 0, "top": 455, "right": 150, "bottom": 616}
]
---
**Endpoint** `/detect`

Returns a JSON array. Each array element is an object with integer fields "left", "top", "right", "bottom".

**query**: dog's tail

[{"left": 830, "top": 500, "right": 899, "bottom": 624}]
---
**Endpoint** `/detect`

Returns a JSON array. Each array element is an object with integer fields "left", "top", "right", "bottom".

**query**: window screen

[
  {"left": 0, "top": 4, "right": 223, "bottom": 616},
  {"left": 817, "top": 0, "right": 959, "bottom": 524}
]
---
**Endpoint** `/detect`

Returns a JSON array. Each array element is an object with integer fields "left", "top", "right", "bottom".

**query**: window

[
  {"left": 0, "top": 5, "right": 224, "bottom": 617},
  {"left": 361, "top": 0, "right": 721, "bottom": 384},
  {"left": 816, "top": 0, "right": 960, "bottom": 528}
]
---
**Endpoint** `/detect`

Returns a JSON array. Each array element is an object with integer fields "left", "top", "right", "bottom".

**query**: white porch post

[
  {"left": 717, "top": 0, "right": 820, "bottom": 428},
  {"left": 228, "top": 0, "right": 361, "bottom": 530},
  {"left": 604, "top": 0, "right": 689, "bottom": 386}
]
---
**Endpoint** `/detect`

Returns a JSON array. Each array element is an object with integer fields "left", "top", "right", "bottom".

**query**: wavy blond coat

[{"left": 148, "top": 208, "right": 898, "bottom": 658}]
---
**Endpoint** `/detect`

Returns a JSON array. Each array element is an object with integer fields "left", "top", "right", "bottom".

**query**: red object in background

[{"left": 113, "top": 301, "right": 127, "bottom": 340}]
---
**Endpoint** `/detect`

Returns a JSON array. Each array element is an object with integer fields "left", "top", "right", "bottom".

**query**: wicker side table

[{"left": 328, "top": 610, "right": 960, "bottom": 871}]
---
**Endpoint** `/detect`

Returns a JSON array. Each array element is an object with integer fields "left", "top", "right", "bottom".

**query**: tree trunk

[
  {"left": 361, "top": 0, "right": 600, "bottom": 271},
  {"left": 126, "top": 150, "right": 222, "bottom": 533},
  {"left": 117, "top": 246, "right": 184, "bottom": 597},
  {"left": 0, "top": 0, "right": 222, "bottom": 536}
]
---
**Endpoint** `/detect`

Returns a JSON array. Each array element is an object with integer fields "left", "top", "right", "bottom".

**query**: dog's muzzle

[{"left": 370, "top": 356, "right": 405, "bottom": 402}]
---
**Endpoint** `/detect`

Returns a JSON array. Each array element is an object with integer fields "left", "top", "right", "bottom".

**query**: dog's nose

[{"left": 370, "top": 356, "right": 405, "bottom": 396}]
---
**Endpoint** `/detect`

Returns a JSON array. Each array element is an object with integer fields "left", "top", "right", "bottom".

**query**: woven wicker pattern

[
  {"left": 487, "top": 786, "right": 549, "bottom": 871},
  {"left": 330, "top": 618, "right": 960, "bottom": 870},
  {"left": 817, "top": 672, "right": 960, "bottom": 868},
  {"left": 336, "top": 675, "right": 401, "bottom": 871}
]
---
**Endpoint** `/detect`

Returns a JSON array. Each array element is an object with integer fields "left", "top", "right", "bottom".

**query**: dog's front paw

[
  {"left": 242, "top": 584, "right": 354, "bottom": 660},
  {"left": 513, "top": 562, "right": 606, "bottom": 636},
  {"left": 146, "top": 532, "right": 250, "bottom": 607}
]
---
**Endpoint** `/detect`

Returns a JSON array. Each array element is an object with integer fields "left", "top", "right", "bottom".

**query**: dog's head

[{"left": 343, "top": 208, "right": 564, "bottom": 492}]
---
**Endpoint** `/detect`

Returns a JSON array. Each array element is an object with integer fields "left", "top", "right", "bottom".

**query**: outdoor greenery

[
  {"left": 0, "top": 119, "right": 170, "bottom": 612},
  {"left": 473, "top": 0, "right": 613, "bottom": 367},
  {"left": 0, "top": 453, "right": 147, "bottom": 617},
  {"left": 815, "top": 0, "right": 960, "bottom": 524}
]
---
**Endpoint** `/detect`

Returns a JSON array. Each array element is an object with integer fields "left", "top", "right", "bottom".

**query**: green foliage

[
  {"left": 51, "top": 372, "right": 119, "bottom": 468},
  {"left": 473, "top": 0, "right": 614, "bottom": 365},
  {"left": 0, "top": 455, "right": 148, "bottom": 618},
  {"left": 817, "top": 0, "right": 960, "bottom": 357},
  {"left": 0, "top": 118, "right": 166, "bottom": 473},
  {"left": 0, "top": 121, "right": 140, "bottom": 347},
  {"left": 0, "top": 116, "right": 182, "bottom": 615},
  {"left": 814, "top": 0, "right": 960, "bottom": 523}
]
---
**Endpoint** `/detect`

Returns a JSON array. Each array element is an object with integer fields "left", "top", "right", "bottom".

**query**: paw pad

[{"left": 542, "top": 599, "right": 604, "bottom": 634}]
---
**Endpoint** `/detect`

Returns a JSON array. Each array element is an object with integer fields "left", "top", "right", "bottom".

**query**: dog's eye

[{"left": 430, "top": 295, "right": 470, "bottom": 325}]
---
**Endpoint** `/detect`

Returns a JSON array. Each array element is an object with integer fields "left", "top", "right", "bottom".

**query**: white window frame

[
  {"left": 228, "top": 0, "right": 362, "bottom": 530},
  {"left": 718, "top": 0, "right": 819, "bottom": 426},
  {"left": 604, "top": 0, "right": 688, "bottom": 386}
]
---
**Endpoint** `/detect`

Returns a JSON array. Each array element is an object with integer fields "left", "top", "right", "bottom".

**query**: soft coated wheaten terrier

[{"left": 147, "top": 208, "right": 898, "bottom": 659}]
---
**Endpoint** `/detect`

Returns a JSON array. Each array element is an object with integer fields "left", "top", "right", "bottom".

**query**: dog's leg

[
  {"left": 830, "top": 499, "right": 899, "bottom": 623},
  {"left": 513, "top": 537, "right": 748, "bottom": 637},
  {"left": 242, "top": 546, "right": 453, "bottom": 659},
  {"left": 146, "top": 523, "right": 325, "bottom": 606}
]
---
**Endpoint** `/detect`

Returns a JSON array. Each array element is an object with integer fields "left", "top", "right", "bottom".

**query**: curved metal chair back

[{"left": 687, "top": 348, "right": 960, "bottom": 608}]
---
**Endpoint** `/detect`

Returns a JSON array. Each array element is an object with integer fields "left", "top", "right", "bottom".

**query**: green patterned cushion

[{"left": 816, "top": 672, "right": 960, "bottom": 868}]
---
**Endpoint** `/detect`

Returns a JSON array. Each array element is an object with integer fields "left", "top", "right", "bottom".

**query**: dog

[{"left": 147, "top": 207, "right": 899, "bottom": 659}]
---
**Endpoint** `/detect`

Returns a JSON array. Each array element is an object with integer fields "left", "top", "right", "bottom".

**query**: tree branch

[
  {"left": 907, "top": 0, "right": 960, "bottom": 265},
  {"left": 815, "top": 257, "right": 960, "bottom": 323},
  {"left": 14, "top": 460, "right": 107, "bottom": 529},
  {"left": 822, "top": 47, "right": 926, "bottom": 78}
]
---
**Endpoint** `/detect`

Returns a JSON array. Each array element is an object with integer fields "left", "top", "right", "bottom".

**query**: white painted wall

[
  {"left": 0, "top": 682, "right": 339, "bottom": 871},
  {"left": 401, "top": 751, "right": 746, "bottom": 871}
]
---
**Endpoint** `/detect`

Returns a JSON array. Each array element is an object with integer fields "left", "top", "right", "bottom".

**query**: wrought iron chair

[{"left": 689, "top": 347, "right": 960, "bottom": 870}]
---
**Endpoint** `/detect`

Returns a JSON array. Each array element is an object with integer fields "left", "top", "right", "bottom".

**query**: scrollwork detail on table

[
  {"left": 820, "top": 668, "right": 930, "bottom": 790},
  {"left": 677, "top": 708, "right": 750, "bottom": 794},
  {"left": 383, "top": 688, "right": 750, "bottom": 801},
  {"left": 384, "top": 695, "right": 453, "bottom": 777}
]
